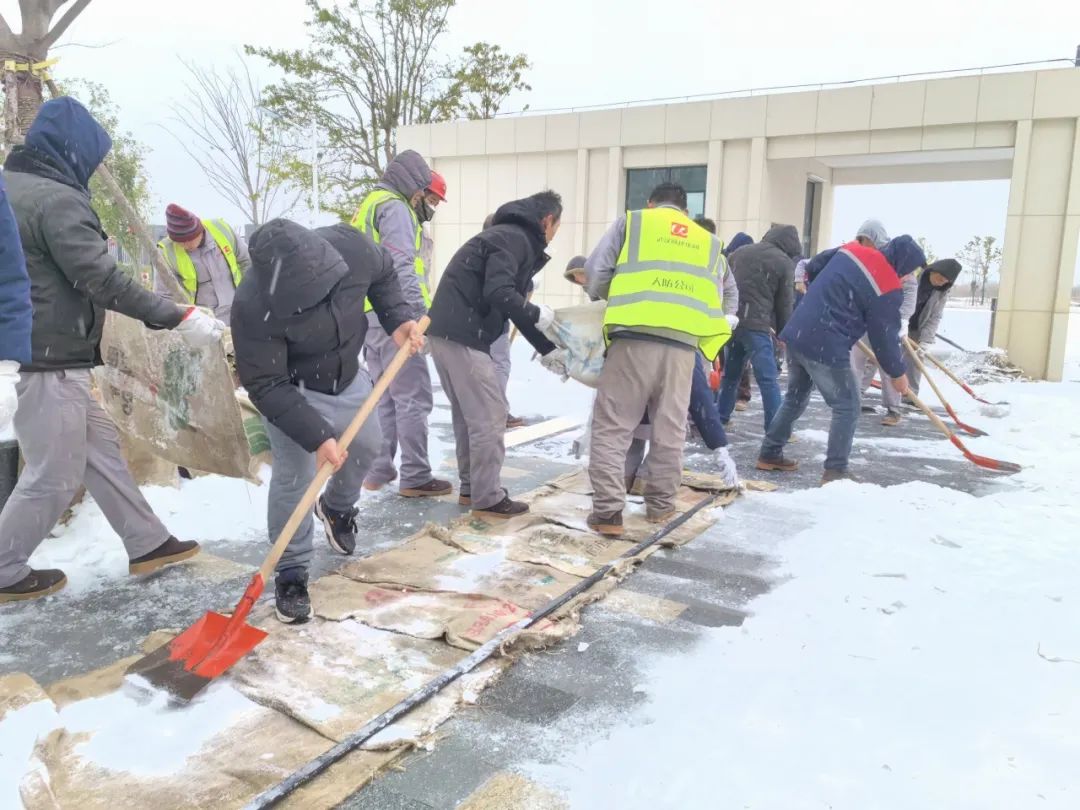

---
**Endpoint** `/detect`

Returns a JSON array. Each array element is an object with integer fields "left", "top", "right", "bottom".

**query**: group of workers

[{"left": 0, "top": 95, "right": 960, "bottom": 623}]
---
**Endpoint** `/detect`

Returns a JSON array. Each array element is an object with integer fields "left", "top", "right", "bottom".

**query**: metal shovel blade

[{"left": 125, "top": 611, "right": 268, "bottom": 703}]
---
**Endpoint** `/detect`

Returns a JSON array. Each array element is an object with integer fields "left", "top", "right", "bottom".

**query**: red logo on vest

[{"left": 670, "top": 223, "right": 689, "bottom": 238}]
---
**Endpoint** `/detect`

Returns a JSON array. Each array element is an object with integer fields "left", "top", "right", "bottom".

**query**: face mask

[{"left": 415, "top": 199, "right": 436, "bottom": 223}]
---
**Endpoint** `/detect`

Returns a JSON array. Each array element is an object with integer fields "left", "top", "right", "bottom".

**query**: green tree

[
  {"left": 958, "top": 235, "right": 1002, "bottom": 306},
  {"left": 61, "top": 79, "right": 151, "bottom": 264},
  {"left": 247, "top": 0, "right": 531, "bottom": 219}
]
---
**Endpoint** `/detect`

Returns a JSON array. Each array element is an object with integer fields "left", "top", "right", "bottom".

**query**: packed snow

[{"left": 512, "top": 307, "right": 1080, "bottom": 809}]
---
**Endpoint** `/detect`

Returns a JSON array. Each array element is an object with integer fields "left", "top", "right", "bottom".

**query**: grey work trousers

[
  {"left": 363, "top": 314, "right": 435, "bottom": 488},
  {"left": 264, "top": 372, "right": 380, "bottom": 573},
  {"left": 429, "top": 337, "right": 507, "bottom": 510},
  {"left": 490, "top": 330, "right": 512, "bottom": 403},
  {"left": 0, "top": 370, "right": 168, "bottom": 587},
  {"left": 589, "top": 339, "right": 695, "bottom": 517},
  {"left": 850, "top": 333, "right": 902, "bottom": 410}
]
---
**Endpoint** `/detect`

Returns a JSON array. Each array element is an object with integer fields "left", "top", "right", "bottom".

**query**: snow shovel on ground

[
  {"left": 918, "top": 345, "right": 1009, "bottom": 406},
  {"left": 901, "top": 336, "right": 988, "bottom": 438},
  {"left": 127, "top": 318, "right": 431, "bottom": 702},
  {"left": 856, "top": 342, "right": 1020, "bottom": 474}
]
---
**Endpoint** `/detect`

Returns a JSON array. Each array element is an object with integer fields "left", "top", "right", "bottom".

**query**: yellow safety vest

[
  {"left": 350, "top": 188, "right": 431, "bottom": 313},
  {"left": 604, "top": 207, "right": 731, "bottom": 361},
  {"left": 157, "top": 219, "right": 243, "bottom": 304}
]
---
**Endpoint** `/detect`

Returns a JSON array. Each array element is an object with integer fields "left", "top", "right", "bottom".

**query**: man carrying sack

[
  {"left": 0, "top": 98, "right": 224, "bottom": 602},
  {"left": 231, "top": 220, "right": 421, "bottom": 624}
]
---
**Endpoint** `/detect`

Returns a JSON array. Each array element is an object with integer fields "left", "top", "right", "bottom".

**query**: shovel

[
  {"left": 857, "top": 342, "right": 1020, "bottom": 474},
  {"left": 901, "top": 337, "right": 988, "bottom": 438},
  {"left": 127, "top": 317, "right": 430, "bottom": 702}
]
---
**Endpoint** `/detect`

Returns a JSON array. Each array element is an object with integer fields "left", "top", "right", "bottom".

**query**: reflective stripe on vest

[
  {"left": 157, "top": 219, "right": 242, "bottom": 303},
  {"left": 350, "top": 188, "right": 430, "bottom": 314},
  {"left": 603, "top": 208, "right": 731, "bottom": 361}
]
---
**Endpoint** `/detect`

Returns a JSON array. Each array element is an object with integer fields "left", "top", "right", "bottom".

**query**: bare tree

[
  {"left": 1, "top": 0, "right": 94, "bottom": 146},
  {"left": 959, "top": 235, "right": 1003, "bottom": 306},
  {"left": 165, "top": 56, "right": 299, "bottom": 226}
]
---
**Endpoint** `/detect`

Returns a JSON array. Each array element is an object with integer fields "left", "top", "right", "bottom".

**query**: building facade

[{"left": 399, "top": 67, "right": 1080, "bottom": 380}]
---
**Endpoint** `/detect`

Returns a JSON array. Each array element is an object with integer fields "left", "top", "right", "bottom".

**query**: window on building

[{"left": 625, "top": 165, "right": 707, "bottom": 219}]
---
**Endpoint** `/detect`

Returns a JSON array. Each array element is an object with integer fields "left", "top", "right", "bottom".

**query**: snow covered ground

[{"left": 510, "top": 307, "right": 1080, "bottom": 809}]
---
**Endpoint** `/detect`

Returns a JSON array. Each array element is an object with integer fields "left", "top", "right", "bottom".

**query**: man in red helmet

[{"left": 351, "top": 151, "right": 451, "bottom": 499}]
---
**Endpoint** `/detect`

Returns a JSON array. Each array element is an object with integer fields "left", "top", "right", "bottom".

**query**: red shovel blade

[{"left": 125, "top": 574, "right": 269, "bottom": 701}]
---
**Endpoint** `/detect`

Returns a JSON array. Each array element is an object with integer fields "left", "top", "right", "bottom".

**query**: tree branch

[{"left": 40, "top": 0, "right": 95, "bottom": 52}]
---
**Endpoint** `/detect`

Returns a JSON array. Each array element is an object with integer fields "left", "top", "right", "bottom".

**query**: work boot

[
  {"left": 880, "top": 409, "right": 903, "bottom": 427},
  {"left": 275, "top": 568, "right": 313, "bottom": 624},
  {"left": 734, "top": 400, "right": 749, "bottom": 412},
  {"left": 129, "top": 537, "right": 200, "bottom": 575},
  {"left": 627, "top": 478, "right": 646, "bottom": 497},
  {"left": 756, "top": 454, "right": 798, "bottom": 472},
  {"left": 316, "top": 497, "right": 359, "bottom": 555},
  {"left": 646, "top": 508, "right": 676, "bottom": 524},
  {"left": 506, "top": 414, "right": 525, "bottom": 429},
  {"left": 821, "top": 469, "right": 857, "bottom": 485},
  {"left": 399, "top": 478, "right": 453, "bottom": 498},
  {"left": 587, "top": 511, "right": 624, "bottom": 537},
  {"left": 0, "top": 569, "right": 67, "bottom": 603},
  {"left": 472, "top": 496, "right": 529, "bottom": 521},
  {"left": 362, "top": 470, "right": 397, "bottom": 492},
  {"left": 458, "top": 493, "right": 472, "bottom": 507}
]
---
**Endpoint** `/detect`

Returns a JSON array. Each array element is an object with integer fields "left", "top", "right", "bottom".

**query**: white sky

[{"left": 3, "top": 0, "right": 1080, "bottom": 276}]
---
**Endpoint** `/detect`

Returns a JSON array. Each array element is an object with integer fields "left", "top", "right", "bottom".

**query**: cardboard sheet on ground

[
  {"left": 431, "top": 512, "right": 637, "bottom": 577},
  {"left": 311, "top": 575, "right": 574, "bottom": 650},
  {"left": 94, "top": 313, "right": 259, "bottom": 481},
  {"left": 229, "top": 609, "right": 465, "bottom": 743},
  {"left": 339, "top": 530, "right": 587, "bottom": 612}
]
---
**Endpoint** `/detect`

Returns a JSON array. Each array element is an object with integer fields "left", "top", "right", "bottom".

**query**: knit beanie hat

[
  {"left": 166, "top": 204, "right": 204, "bottom": 242},
  {"left": 564, "top": 255, "right": 587, "bottom": 282}
]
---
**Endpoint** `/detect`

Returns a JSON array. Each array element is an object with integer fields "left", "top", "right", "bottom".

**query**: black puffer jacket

[
  {"left": 232, "top": 220, "right": 410, "bottom": 452},
  {"left": 427, "top": 197, "right": 557, "bottom": 355},
  {"left": 730, "top": 224, "right": 801, "bottom": 334},
  {"left": 4, "top": 97, "right": 185, "bottom": 371}
]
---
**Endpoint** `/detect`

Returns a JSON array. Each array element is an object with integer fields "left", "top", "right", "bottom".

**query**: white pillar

[
  {"left": 994, "top": 117, "right": 1080, "bottom": 381},
  {"left": 573, "top": 148, "right": 589, "bottom": 255},
  {"left": 705, "top": 139, "right": 724, "bottom": 223}
]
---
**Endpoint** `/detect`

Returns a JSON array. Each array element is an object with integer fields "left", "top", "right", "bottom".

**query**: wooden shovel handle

[
  {"left": 902, "top": 336, "right": 953, "bottom": 414},
  {"left": 857, "top": 341, "right": 952, "bottom": 439},
  {"left": 259, "top": 316, "right": 430, "bottom": 580}
]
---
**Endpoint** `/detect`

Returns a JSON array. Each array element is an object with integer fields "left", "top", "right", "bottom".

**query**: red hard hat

[{"left": 427, "top": 170, "right": 447, "bottom": 202}]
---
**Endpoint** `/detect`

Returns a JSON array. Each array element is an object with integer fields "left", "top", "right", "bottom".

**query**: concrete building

[{"left": 399, "top": 66, "right": 1080, "bottom": 380}]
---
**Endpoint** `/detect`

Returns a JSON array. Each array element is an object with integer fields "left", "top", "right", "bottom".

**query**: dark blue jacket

[
  {"left": 781, "top": 236, "right": 925, "bottom": 377},
  {"left": 724, "top": 231, "right": 754, "bottom": 257},
  {"left": 0, "top": 172, "right": 32, "bottom": 364}
]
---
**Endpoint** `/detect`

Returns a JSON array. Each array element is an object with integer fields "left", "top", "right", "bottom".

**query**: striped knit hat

[{"left": 166, "top": 204, "right": 203, "bottom": 242}]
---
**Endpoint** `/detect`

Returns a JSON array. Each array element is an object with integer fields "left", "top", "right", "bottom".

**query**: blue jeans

[
  {"left": 689, "top": 354, "right": 728, "bottom": 449},
  {"left": 759, "top": 347, "right": 860, "bottom": 472},
  {"left": 717, "top": 330, "right": 782, "bottom": 429}
]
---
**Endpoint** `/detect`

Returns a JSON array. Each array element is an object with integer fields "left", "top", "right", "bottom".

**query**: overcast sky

[{"left": 4, "top": 0, "right": 1079, "bottom": 276}]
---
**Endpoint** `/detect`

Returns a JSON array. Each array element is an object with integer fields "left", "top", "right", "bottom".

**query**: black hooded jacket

[
  {"left": 730, "top": 224, "right": 802, "bottom": 334},
  {"left": 427, "top": 197, "right": 557, "bottom": 355},
  {"left": 231, "top": 220, "right": 410, "bottom": 452},
  {"left": 4, "top": 97, "right": 184, "bottom": 371}
]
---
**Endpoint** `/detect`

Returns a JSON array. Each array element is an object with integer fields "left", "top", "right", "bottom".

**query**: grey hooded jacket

[
  {"left": 371, "top": 149, "right": 433, "bottom": 318},
  {"left": 729, "top": 224, "right": 801, "bottom": 335}
]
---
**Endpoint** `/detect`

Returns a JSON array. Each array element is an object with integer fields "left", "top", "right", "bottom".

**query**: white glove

[
  {"left": 175, "top": 307, "right": 226, "bottom": 348},
  {"left": 714, "top": 446, "right": 740, "bottom": 490},
  {"left": 0, "top": 360, "right": 20, "bottom": 432},
  {"left": 539, "top": 348, "right": 570, "bottom": 381},
  {"left": 535, "top": 304, "right": 556, "bottom": 332},
  {"left": 726, "top": 314, "right": 740, "bottom": 332}
]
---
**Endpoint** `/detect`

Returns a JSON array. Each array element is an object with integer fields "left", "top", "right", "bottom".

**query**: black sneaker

[
  {"left": 129, "top": 536, "right": 201, "bottom": 575},
  {"left": 315, "top": 496, "right": 358, "bottom": 555},
  {"left": 0, "top": 569, "right": 68, "bottom": 603},
  {"left": 274, "top": 568, "right": 313, "bottom": 624},
  {"left": 472, "top": 496, "right": 529, "bottom": 521}
]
